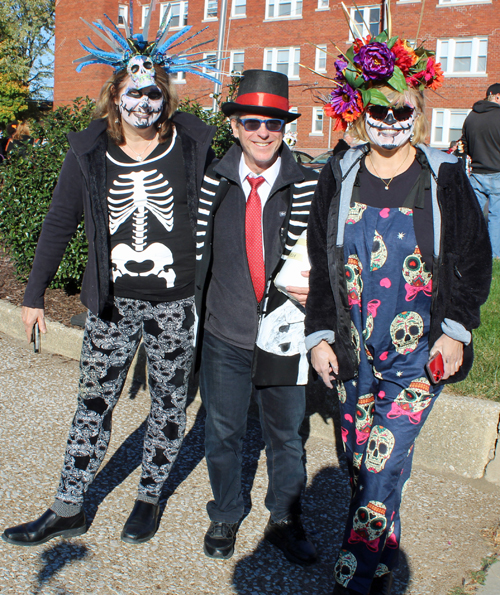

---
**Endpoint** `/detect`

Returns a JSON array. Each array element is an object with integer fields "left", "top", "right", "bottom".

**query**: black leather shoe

[
  {"left": 121, "top": 500, "right": 160, "bottom": 544},
  {"left": 204, "top": 521, "right": 239, "bottom": 559},
  {"left": 332, "top": 584, "right": 363, "bottom": 595},
  {"left": 369, "top": 571, "right": 393, "bottom": 595},
  {"left": 1, "top": 509, "right": 86, "bottom": 546},
  {"left": 264, "top": 515, "right": 317, "bottom": 566}
]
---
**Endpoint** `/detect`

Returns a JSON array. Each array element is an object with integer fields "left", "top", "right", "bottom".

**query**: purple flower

[
  {"left": 334, "top": 56, "right": 348, "bottom": 79},
  {"left": 354, "top": 42, "right": 395, "bottom": 81},
  {"left": 330, "top": 83, "right": 360, "bottom": 114}
]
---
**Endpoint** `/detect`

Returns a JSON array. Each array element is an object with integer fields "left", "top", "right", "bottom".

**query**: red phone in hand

[{"left": 425, "top": 351, "right": 444, "bottom": 384}]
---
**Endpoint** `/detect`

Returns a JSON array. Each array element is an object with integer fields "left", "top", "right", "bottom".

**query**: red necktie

[{"left": 246, "top": 175, "right": 266, "bottom": 302}]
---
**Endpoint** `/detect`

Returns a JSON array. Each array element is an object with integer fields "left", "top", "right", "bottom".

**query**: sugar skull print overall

[{"left": 334, "top": 169, "right": 443, "bottom": 593}]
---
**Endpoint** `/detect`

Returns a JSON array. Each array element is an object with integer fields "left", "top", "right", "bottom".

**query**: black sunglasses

[
  {"left": 126, "top": 88, "right": 163, "bottom": 100},
  {"left": 367, "top": 104, "right": 415, "bottom": 122},
  {"left": 237, "top": 118, "right": 285, "bottom": 132}
]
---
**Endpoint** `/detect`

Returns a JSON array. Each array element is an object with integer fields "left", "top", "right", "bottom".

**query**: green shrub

[{"left": 0, "top": 98, "right": 94, "bottom": 289}]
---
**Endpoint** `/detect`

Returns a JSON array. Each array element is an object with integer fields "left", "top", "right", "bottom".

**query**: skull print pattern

[{"left": 55, "top": 296, "right": 195, "bottom": 507}]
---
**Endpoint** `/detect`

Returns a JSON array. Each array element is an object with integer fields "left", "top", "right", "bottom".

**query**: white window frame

[
  {"left": 203, "top": 52, "right": 217, "bottom": 74},
  {"left": 311, "top": 107, "right": 324, "bottom": 136},
  {"left": 348, "top": 6, "right": 381, "bottom": 40},
  {"left": 118, "top": 4, "right": 128, "bottom": 28},
  {"left": 230, "top": 50, "right": 245, "bottom": 74},
  {"left": 171, "top": 71, "right": 186, "bottom": 84},
  {"left": 315, "top": 45, "right": 327, "bottom": 73},
  {"left": 264, "top": 47, "right": 300, "bottom": 80},
  {"left": 231, "top": 0, "right": 246, "bottom": 17},
  {"left": 438, "top": 0, "right": 491, "bottom": 6},
  {"left": 205, "top": 0, "right": 218, "bottom": 20},
  {"left": 141, "top": 5, "right": 150, "bottom": 29},
  {"left": 317, "top": 0, "right": 329, "bottom": 10},
  {"left": 160, "top": 2, "right": 188, "bottom": 29},
  {"left": 285, "top": 107, "right": 298, "bottom": 135},
  {"left": 265, "top": 0, "right": 303, "bottom": 20},
  {"left": 431, "top": 108, "right": 470, "bottom": 148},
  {"left": 436, "top": 37, "right": 488, "bottom": 77}
]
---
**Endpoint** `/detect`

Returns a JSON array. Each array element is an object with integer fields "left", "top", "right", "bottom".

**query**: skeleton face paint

[
  {"left": 365, "top": 106, "right": 416, "bottom": 150},
  {"left": 119, "top": 86, "right": 164, "bottom": 129}
]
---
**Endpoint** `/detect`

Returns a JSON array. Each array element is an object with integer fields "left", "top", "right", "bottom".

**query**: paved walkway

[{"left": 1, "top": 331, "right": 499, "bottom": 595}]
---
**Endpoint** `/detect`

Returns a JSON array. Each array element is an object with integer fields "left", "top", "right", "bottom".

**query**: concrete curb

[{"left": 1, "top": 298, "right": 499, "bottom": 484}]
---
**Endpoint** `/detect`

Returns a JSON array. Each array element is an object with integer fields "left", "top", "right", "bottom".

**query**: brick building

[{"left": 54, "top": 0, "right": 500, "bottom": 155}]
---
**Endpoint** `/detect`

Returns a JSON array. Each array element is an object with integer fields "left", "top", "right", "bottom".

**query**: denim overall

[{"left": 334, "top": 167, "right": 443, "bottom": 593}]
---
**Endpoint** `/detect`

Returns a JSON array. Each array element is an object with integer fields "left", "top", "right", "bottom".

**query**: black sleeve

[
  {"left": 305, "top": 162, "right": 338, "bottom": 337},
  {"left": 441, "top": 162, "right": 492, "bottom": 330},
  {"left": 23, "top": 149, "right": 85, "bottom": 309}
]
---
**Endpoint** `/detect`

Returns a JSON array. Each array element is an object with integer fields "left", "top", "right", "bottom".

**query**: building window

[
  {"left": 349, "top": 6, "right": 381, "bottom": 40},
  {"left": 232, "top": 0, "right": 246, "bottom": 17},
  {"left": 436, "top": 38, "right": 487, "bottom": 76},
  {"left": 317, "top": 0, "right": 329, "bottom": 9},
  {"left": 118, "top": 4, "right": 128, "bottom": 28},
  {"left": 161, "top": 2, "right": 188, "bottom": 28},
  {"left": 439, "top": 0, "right": 490, "bottom": 4},
  {"left": 286, "top": 107, "right": 298, "bottom": 135},
  {"left": 203, "top": 52, "right": 217, "bottom": 74},
  {"left": 431, "top": 108, "right": 470, "bottom": 147},
  {"left": 171, "top": 71, "right": 186, "bottom": 84},
  {"left": 266, "top": 0, "right": 303, "bottom": 19},
  {"left": 230, "top": 50, "right": 245, "bottom": 73},
  {"left": 205, "top": 0, "right": 218, "bottom": 19},
  {"left": 311, "top": 107, "right": 324, "bottom": 135},
  {"left": 315, "top": 45, "right": 327, "bottom": 73},
  {"left": 264, "top": 47, "right": 300, "bottom": 79},
  {"left": 141, "top": 5, "right": 150, "bottom": 29}
]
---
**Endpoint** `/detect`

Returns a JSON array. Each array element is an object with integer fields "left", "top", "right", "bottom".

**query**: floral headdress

[
  {"left": 316, "top": 30, "right": 443, "bottom": 132},
  {"left": 74, "top": 0, "right": 220, "bottom": 84}
]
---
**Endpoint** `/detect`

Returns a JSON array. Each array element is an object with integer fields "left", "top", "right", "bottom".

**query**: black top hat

[{"left": 222, "top": 69, "right": 300, "bottom": 122}]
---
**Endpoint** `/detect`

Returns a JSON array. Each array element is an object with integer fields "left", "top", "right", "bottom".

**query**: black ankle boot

[
  {"left": 369, "top": 571, "right": 393, "bottom": 595},
  {"left": 2, "top": 509, "right": 86, "bottom": 546},
  {"left": 264, "top": 515, "right": 317, "bottom": 566},
  {"left": 121, "top": 500, "right": 160, "bottom": 544}
]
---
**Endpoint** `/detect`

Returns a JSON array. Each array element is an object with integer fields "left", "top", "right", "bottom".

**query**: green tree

[
  {"left": 0, "top": 72, "right": 29, "bottom": 125},
  {"left": 0, "top": 0, "right": 54, "bottom": 99}
]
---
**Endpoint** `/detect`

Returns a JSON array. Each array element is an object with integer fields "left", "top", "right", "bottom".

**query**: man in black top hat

[
  {"left": 462, "top": 83, "right": 500, "bottom": 259},
  {"left": 195, "top": 69, "right": 319, "bottom": 565}
]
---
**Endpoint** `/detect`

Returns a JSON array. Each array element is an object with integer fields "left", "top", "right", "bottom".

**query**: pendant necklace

[
  {"left": 126, "top": 134, "right": 157, "bottom": 161},
  {"left": 369, "top": 149, "right": 411, "bottom": 190}
]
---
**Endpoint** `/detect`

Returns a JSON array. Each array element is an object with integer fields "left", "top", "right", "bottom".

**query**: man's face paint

[
  {"left": 118, "top": 86, "right": 164, "bottom": 129},
  {"left": 365, "top": 105, "right": 416, "bottom": 150}
]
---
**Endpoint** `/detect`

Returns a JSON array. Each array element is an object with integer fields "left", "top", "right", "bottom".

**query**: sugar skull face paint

[
  {"left": 365, "top": 105, "right": 416, "bottom": 150},
  {"left": 118, "top": 85, "right": 164, "bottom": 129},
  {"left": 127, "top": 55, "right": 156, "bottom": 88}
]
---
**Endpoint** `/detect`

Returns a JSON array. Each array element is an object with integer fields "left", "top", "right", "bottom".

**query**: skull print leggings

[{"left": 52, "top": 296, "right": 195, "bottom": 515}]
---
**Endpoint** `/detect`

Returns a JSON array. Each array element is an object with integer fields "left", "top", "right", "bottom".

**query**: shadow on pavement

[
  {"left": 231, "top": 466, "right": 411, "bottom": 594},
  {"left": 34, "top": 541, "right": 88, "bottom": 594}
]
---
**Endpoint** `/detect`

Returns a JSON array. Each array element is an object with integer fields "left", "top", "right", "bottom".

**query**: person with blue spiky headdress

[{"left": 1, "top": 1, "right": 220, "bottom": 547}]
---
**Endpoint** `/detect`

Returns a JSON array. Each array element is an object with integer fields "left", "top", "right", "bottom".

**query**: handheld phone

[
  {"left": 425, "top": 351, "right": 444, "bottom": 384},
  {"left": 31, "top": 322, "right": 41, "bottom": 354}
]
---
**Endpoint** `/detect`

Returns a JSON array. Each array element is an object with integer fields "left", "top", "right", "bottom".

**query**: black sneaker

[
  {"left": 2, "top": 509, "right": 86, "bottom": 547},
  {"left": 204, "top": 521, "right": 239, "bottom": 559},
  {"left": 264, "top": 515, "right": 317, "bottom": 566}
]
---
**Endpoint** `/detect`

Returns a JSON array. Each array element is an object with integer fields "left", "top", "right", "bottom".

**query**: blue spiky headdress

[{"left": 73, "top": 0, "right": 219, "bottom": 85}]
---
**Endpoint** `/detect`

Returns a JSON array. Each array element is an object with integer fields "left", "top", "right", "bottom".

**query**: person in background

[
  {"left": 462, "top": 83, "right": 500, "bottom": 259},
  {"left": 197, "top": 69, "right": 319, "bottom": 566},
  {"left": 305, "top": 32, "right": 491, "bottom": 595}
]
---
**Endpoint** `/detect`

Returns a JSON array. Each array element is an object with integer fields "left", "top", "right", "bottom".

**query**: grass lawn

[{"left": 447, "top": 258, "right": 500, "bottom": 400}]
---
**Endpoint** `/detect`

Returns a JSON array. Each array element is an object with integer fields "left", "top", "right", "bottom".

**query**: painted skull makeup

[
  {"left": 127, "top": 55, "right": 156, "bottom": 88},
  {"left": 365, "top": 106, "right": 416, "bottom": 150},
  {"left": 119, "top": 86, "right": 164, "bottom": 129}
]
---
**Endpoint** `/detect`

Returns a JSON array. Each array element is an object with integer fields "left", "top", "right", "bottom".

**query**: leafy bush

[{"left": 0, "top": 98, "right": 94, "bottom": 289}]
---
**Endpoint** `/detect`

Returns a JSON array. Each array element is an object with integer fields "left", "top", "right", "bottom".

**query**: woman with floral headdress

[
  {"left": 2, "top": 5, "right": 218, "bottom": 547},
  {"left": 305, "top": 31, "right": 491, "bottom": 594}
]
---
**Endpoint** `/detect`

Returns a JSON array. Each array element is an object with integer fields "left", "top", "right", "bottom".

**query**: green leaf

[
  {"left": 387, "top": 66, "right": 408, "bottom": 93},
  {"left": 345, "top": 46, "right": 355, "bottom": 64},
  {"left": 373, "top": 30, "right": 388, "bottom": 44},
  {"left": 387, "top": 36, "right": 399, "bottom": 50},
  {"left": 368, "top": 89, "right": 392, "bottom": 106}
]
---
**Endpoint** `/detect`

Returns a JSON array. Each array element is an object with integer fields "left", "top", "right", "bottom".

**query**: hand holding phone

[
  {"left": 425, "top": 351, "right": 443, "bottom": 384},
  {"left": 31, "top": 322, "right": 41, "bottom": 354}
]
